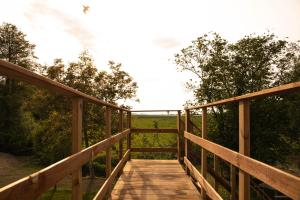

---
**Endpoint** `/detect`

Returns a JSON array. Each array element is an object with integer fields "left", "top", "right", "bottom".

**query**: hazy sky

[{"left": 0, "top": 0, "right": 300, "bottom": 110}]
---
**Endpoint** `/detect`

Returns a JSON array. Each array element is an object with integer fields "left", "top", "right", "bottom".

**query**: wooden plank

[
  {"left": 111, "top": 194, "right": 200, "bottom": 200},
  {"left": 184, "top": 109, "right": 190, "bottom": 175},
  {"left": 131, "top": 148, "right": 177, "bottom": 153},
  {"left": 184, "top": 157, "right": 222, "bottom": 200},
  {"left": 186, "top": 81, "right": 300, "bottom": 109},
  {"left": 184, "top": 131, "right": 300, "bottom": 199},
  {"left": 111, "top": 159, "right": 200, "bottom": 200},
  {"left": 0, "top": 129, "right": 130, "bottom": 200},
  {"left": 0, "top": 60, "right": 129, "bottom": 111},
  {"left": 239, "top": 100, "right": 250, "bottom": 200},
  {"left": 125, "top": 159, "right": 178, "bottom": 164},
  {"left": 105, "top": 107, "right": 112, "bottom": 178},
  {"left": 177, "top": 111, "right": 181, "bottom": 161},
  {"left": 111, "top": 189, "right": 199, "bottom": 195},
  {"left": 93, "top": 150, "right": 130, "bottom": 200},
  {"left": 72, "top": 98, "right": 83, "bottom": 200},
  {"left": 201, "top": 107, "right": 207, "bottom": 199},
  {"left": 131, "top": 128, "right": 178, "bottom": 133}
]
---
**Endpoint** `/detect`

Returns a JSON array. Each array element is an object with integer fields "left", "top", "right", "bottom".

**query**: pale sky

[{"left": 0, "top": 0, "right": 300, "bottom": 110}]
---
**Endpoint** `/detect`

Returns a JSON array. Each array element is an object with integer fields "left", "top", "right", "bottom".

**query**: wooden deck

[{"left": 111, "top": 159, "right": 201, "bottom": 200}]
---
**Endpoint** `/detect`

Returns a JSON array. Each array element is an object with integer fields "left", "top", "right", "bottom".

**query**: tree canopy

[{"left": 175, "top": 33, "right": 300, "bottom": 164}]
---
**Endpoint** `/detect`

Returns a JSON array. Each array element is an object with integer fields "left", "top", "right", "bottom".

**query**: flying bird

[{"left": 83, "top": 5, "right": 90, "bottom": 14}]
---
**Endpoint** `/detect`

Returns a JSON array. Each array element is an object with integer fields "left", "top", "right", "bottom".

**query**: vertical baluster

[
  {"left": 239, "top": 100, "right": 250, "bottom": 200},
  {"left": 127, "top": 111, "right": 131, "bottom": 160},
  {"left": 231, "top": 164, "right": 237, "bottom": 200},
  {"left": 184, "top": 109, "right": 190, "bottom": 174},
  {"left": 105, "top": 107, "right": 112, "bottom": 178},
  {"left": 118, "top": 110, "right": 124, "bottom": 175},
  {"left": 72, "top": 97, "right": 83, "bottom": 200},
  {"left": 177, "top": 111, "right": 181, "bottom": 162},
  {"left": 201, "top": 107, "right": 207, "bottom": 199}
]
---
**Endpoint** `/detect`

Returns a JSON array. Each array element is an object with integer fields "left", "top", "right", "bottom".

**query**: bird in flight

[{"left": 83, "top": 5, "right": 90, "bottom": 14}]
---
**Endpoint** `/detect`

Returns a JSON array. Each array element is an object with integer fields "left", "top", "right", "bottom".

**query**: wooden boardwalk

[{"left": 111, "top": 159, "right": 201, "bottom": 200}]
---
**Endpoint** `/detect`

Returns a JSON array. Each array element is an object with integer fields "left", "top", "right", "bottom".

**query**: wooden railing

[
  {"left": 0, "top": 60, "right": 300, "bottom": 200},
  {"left": 130, "top": 110, "right": 182, "bottom": 161},
  {"left": 184, "top": 81, "right": 300, "bottom": 200},
  {"left": 0, "top": 60, "right": 132, "bottom": 200}
]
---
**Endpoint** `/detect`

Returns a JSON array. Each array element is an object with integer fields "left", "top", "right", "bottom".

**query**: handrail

[
  {"left": 183, "top": 82, "right": 300, "bottom": 200},
  {"left": 0, "top": 60, "right": 129, "bottom": 111},
  {"left": 184, "top": 131, "right": 300, "bottom": 199},
  {"left": 186, "top": 81, "right": 300, "bottom": 110},
  {"left": 0, "top": 129, "right": 130, "bottom": 199}
]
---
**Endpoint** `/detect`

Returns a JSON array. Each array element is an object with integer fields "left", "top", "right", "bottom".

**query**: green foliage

[
  {"left": 0, "top": 23, "right": 37, "bottom": 155},
  {"left": 175, "top": 32, "right": 300, "bottom": 164},
  {"left": 0, "top": 23, "right": 138, "bottom": 167}
]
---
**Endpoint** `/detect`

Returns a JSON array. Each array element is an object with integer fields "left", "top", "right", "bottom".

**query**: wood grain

[
  {"left": 184, "top": 131, "right": 300, "bottom": 199},
  {"left": 72, "top": 98, "right": 83, "bottom": 200},
  {"left": 0, "top": 129, "right": 130, "bottom": 200},
  {"left": 93, "top": 150, "right": 130, "bottom": 200},
  {"left": 111, "top": 159, "right": 200, "bottom": 200},
  {"left": 184, "top": 157, "right": 222, "bottom": 200}
]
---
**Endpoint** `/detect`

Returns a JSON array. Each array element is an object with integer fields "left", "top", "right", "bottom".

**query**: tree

[
  {"left": 0, "top": 23, "right": 36, "bottom": 69},
  {"left": 175, "top": 33, "right": 300, "bottom": 163},
  {"left": 0, "top": 23, "right": 37, "bottom": 155}
]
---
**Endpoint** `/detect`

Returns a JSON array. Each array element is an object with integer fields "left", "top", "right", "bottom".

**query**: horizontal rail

[
  {"left": 0, "top": 129, "right": 130, "bottom": 199},
  {"left": 131, "top": 128, "right": 178, "bottom": 133},
  {"left": 184, "top": 131, "right": 300, "bottom": 199},
  {"left": 184, "top": 157, "right": 222, "bottom": 200},
  {"left": 131, "top": 147, "right": 177, "bottom": 153},
  {"left": 186, "top": 81, "right": 300, "bottom": 110},
  {"left": 131, "top": 110, "right": 181, "bottom": 112},
  {"left": 0, "top": 60, "right": 129, "bottom": 111},
  {"left": 93, "top": 150, "right": 130, "bottom": 200}
]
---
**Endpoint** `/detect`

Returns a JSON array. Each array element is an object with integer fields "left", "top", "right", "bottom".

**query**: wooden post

[
  {"left": 177, "top": 111, "right": 181, "bottom": 162},
  {"left": 201, "top": 107, "right": 207, "bottom": 199},
  {"left": 119, "top": 110, "right": 124, "bottom": 161},
  {"left": 118, "top": 110, "right": 124, "bottom": 176},
  {"left": 239, "top": 100, "right": 250, "bottom": 200},
  {"left": 127, "top": 111, "right": 131, "bottom": 160},
  {"left": 184, "top": 109, "right": 190, "bottom": 174},
  {"left": 213, "top": 155, "right": 220, "bottom": 191},
  {"left": 72, "top": 98, "right": 83, "bottom": 200},
  {"left": 230, "top": 164, "right": 237, "bottom": 200},
  {"left": 105, "top": 107, "right": 112, "bottom": 178}
]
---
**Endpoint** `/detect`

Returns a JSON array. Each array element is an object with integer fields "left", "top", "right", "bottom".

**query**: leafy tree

[
  {"left": 175, "top": 33, "right": 300, "bottom": 164},
  {"left": 0, "top": 23, "right": 37, "bottom": 154}
]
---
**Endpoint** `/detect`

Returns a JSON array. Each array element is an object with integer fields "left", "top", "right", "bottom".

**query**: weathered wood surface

[
  {"left": 111, "top": 159, "right": 201, "bottom": 200},
  {"left": 0, "top": 129, "right": 130, "bottom": 200},
  {"left": 184, "top": 131, "right": 300, "bottom": 199}
]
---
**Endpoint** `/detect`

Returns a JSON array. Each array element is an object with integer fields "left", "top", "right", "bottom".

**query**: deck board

[{"left": 111, "top": 159, "right": 201, "bottom": 200}]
